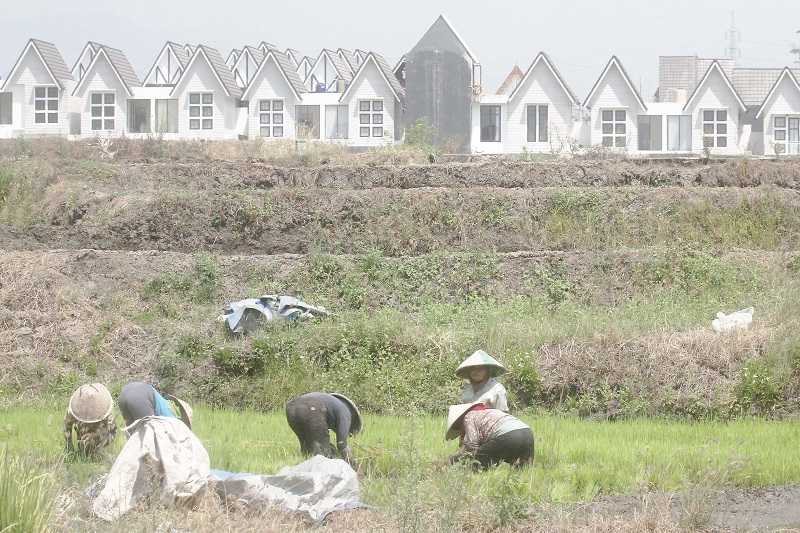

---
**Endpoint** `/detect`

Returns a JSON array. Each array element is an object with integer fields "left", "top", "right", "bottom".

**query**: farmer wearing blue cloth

[{"left": 118, "top": 381, "right": 193, "bottom": 432}]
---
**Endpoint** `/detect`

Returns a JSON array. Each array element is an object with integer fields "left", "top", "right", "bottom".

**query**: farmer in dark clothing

[
  {"left": 118, "top": 381, "right": 193, "bottom": 431},
  {"left": 446, "top": 402, "right": 534, "bottom": 469},
  {"left": 285, "top": 392, "right": 362, "bottom": 463}
]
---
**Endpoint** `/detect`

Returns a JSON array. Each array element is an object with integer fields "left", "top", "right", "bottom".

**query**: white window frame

[
  {"left": 773, "top": 115, "right": 800, "bottom": 155},
  {"left": 258, "top": 99, "right": 284, "bottom": 138},
  {"left": 526, "top": 104, "right": 548, "bottom": 143},
  {"left": 90, "top": 91, "right": 116, "bottom": 131},
  {"left": 702, "top": 109, "right": 728, "bottom": 149},
  {"left": 358, "top": 99, "right": 384, "bottom": 138},
  {"left": 34, "top": 86, "right": 59, "bottom": 125},
  {"left": 601, "top": 109, "right": 626, "bottom": 148},
  {"left": 189, "top": 92, "right": 213, "bottom": 130}
]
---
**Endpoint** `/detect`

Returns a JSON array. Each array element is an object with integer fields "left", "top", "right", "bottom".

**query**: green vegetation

[
  {"left": 0, "top": 447, "right": 56, "bottom": 533},
  {"left": 3, "top": 407, "right": 800, "bottom": 530}
]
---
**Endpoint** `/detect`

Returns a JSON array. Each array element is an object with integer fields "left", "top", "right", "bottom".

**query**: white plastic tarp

[
  {"left": 210, "top": 455, "right": 363, "bottom": 522},
  {"left": 219, "top": 294, "right": 329, "bottom": 334},
  {"left": 712, "top": 307, "right": 754, "bottom": 333},
  {"left": 92, "top": 416, "right": 210, "bottom": 521}
]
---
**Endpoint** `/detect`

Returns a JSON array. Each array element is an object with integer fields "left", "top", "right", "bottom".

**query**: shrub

[
  {"left": 735, "top": 360, "right": 782, "bottom": 414},
  {"left": 0, "top": 449, "right": 56, "bottom": 533}
]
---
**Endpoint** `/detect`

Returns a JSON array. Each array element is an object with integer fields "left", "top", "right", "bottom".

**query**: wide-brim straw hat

[
  {"left": 163, "top": 393, "right": 193, "bottom": 429},
  {"left": 446, "top": 402, "right": 481, "bottom": 440},
  {"left": 68, "top": 383, "right": 114, "bottom": 423},
  {"left": 455, "top": 350, "right": 507, "bottom": 379},
  {"left": 330, "top": 393, "right": 363, "bottom": 434}
]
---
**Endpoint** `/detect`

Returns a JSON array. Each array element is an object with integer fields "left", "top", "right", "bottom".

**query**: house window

[
  {"left": 325, "top": 104, "right": 348, "bottom": 139},
  {"left": 601, "top": 110, "right": 626, "bottom": 148},
  {"left": 0, "top": 92, "right": 11, "bottom": 125},
  {"left": 156, "top": 99, "right": 178, "bottom": 133},
  {"left": 128, "top": 99, "right": 151, "bottom": 134},
  {"left": 258, "top": 100, "right": 284, "bottom": 138},
  {"left": 525, "top": 104, "right": 548, "bottom": 143},
  {"left": 637, "top": 115, "right": 663, "bottom": 151},
  {"left": 667, "top": 115, "right": 692, "bottom": 151},
  {"left": 774, "top": 116, "right": 800, "bottom": 155},
  {"left": 34, "top": 87, "right": 58, "bottom": 124},
  {"left": 189, "top": 93, "right": 213, "bottom": 130},
  {"left": 702, "top": 110, "right": 728, "bottom": 148},
  {"left": 359, "top": 100, "right": 384, "bottom": 137},
  {"left": 295, "top": 105, "right": 320, "bottom": 139},
  {"left": 480, "top": 105, "right": 501, "bottom": 142},
  {"left": 90, "top": 93, "right": 116, "bottom": 131}
]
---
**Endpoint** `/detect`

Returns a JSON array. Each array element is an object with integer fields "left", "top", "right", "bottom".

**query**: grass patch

[{"left": 0, "top": 447, "right": 57, "bottom": 533}]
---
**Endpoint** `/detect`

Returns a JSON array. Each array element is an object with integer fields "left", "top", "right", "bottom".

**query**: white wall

[
  {"left": 73, "top": 54, "right": 129, "bottom": 137},
  {"left": 172, "top": 57, "right": 241, "bottom": 140},
  {"left": 246, "top": 59, "right": 299, "bottom": 140},
  {"left": 341, "top": 61, "right": 396, "bottom": 147},
  {"left": 685, "top": 69, "right": 742, "bottom": 155},
  {"left": 762, "top": 76, "right": 800, "bottom": 156},
  {"left": 5, "top": 46, "right": 71, "bottom": 135},
  {"left": 586, "top": 64, "right": 643, "bottom": 152}
]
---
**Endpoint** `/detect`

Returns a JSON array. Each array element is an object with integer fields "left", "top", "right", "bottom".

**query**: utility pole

[{"left": 725, "top": 12, "right": 742, "bottom": 61}]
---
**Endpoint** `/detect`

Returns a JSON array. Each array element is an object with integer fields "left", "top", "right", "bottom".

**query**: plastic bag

[{"left": 711, "top": 307, "right": 754, "bottom": 333}]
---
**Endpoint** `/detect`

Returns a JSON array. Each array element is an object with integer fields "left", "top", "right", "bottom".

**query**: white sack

[
  {"left": 92, "top": 417, "right": 210, "bottom": 521},
  {"left": 712, "top": 307, "right": 754, "bottom": 334},
  {"left": 211, "top": 455, "right": 363, "bottom": 522}
]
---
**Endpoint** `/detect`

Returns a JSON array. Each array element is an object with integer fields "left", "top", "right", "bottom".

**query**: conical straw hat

[
  {"left": 163, "top": 393, "right": 193, "bottom": 429},
  {"left": 331, "top": 393, "right": 362, "bottom": 434},
  {"left": 455, "top": 350, "right": 507, "bottom": 378},
  {"left": 446, "top": 402, "right": 481, "bottom": 440},
  {"left": 68, "top": 383, "right": 113, "bottom": 423}
]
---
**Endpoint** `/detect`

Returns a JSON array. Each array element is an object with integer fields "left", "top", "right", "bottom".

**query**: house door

[
  {"left": 128, "top": 100, "right": 151, "bottom": 134},
  {"left": 789, "top": 118, "right": 800, "bottom": 155}
]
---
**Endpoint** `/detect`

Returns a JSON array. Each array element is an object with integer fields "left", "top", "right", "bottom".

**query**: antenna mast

[{"left": 725, "top": 12, "right": 741, "bottom": 61}]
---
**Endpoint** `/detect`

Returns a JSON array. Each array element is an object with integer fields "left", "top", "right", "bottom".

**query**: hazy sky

[{"left": 2, "top": 0, "right": 799, "bottom": 98}]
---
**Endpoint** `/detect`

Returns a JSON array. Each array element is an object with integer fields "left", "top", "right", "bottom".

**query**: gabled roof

[
  {"left": 258, "top": 41, "right": 277, "bottom": 53},
  {"left": 393, "top": 55, "right": 406, "bottom": 76},
  {"left": 755, "top": 67, "right": 800, "bottom": 119},
  {"left": 411, "top": 15, "right": 479, "bottom": 65},
  {"left": 337, "top": 48, "right": 358, "bottom": 74},
  {"left": 242, "top": 48, "right": 306, "bottom": 101},
  {"left": 584, "top": 55, "right": 647, "bottom": 111},
  {"left": 306, "top": 49, "right": 353, "bottom": 85},
  {"left": 226, "top": 48, "right": 241, "bottom": 67},
  {"left": 340, "top": 52, "right": 405, "bottom": 103},
  {"left": 732, "top": 67, "right": 800, "bottom": 107},
  {"left": 70, "top": 41, "right": 102, "bottom": 78},
  {"left": 285, "top": 48, "right": 302, "bottom": 68},
  {"left": 2, "top": 38, "right": 73, "bottom": 91},
  {"left": 233, "top": 46, "right": 267, "bottom": 87},
  {"left": 683, "top": 60, "right": 746, "bottom": 112},
  {"left": 508, "top": 52, "right": 579, "bottom": 105},
  {"left": 171, "top": 44, "right": 242, "bottom": 99},
  {"left": 72, "top": 44, "right": 141, "bottom": 96},
  {"left": 142, "top": 41, "right": 191, "bottom": 86},
  {"left": 184, "top": 44, "right": 196, "bottom": 56},
  {"left": 242, "top": 45, "right": 266, "bottom": 66},
  {"left": 496, "top": 65, "right": 524, "bottom": 95}
]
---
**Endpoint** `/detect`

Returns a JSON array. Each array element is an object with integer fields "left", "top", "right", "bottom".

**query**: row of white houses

[
  {"left": 0, "top": 39, "right": 403, "bottom": 146},
  {"left": 0, "top": 15, "right": 799, "bottom": 156}
]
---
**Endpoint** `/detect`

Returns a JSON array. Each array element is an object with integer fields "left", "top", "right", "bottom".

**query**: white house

[
  {"left": 142, "top": 42, "right": 190, "bottom": 87},
  {"left": 1, "top": 39, "right": 75, "bottom": 137},
  {"left": 225, "top": 49, "right": 241, "bottom": 69},
  {"left": 682, "top": 60, "right": 747, "bottom": 155},
  {"left": 71, "top": 43, "right": 141, "bottom": 138},
  {"left": 232, "top": 46, "right": 265, "bottom": 88},
  {"left": 472, "top": 52, "right": 579, "bottom": 154},
  {"left": 169, "top": 45, "right": 243, "bottom": 139},
  {"left": 241, "top": 49, "right": 306, "bottom": 140},
  {"left": 755, "top": 68, "right": 800, "bottom": 156},
  {"left": 339, "top": 52, "right": 405, "bottom": 146},
  {"left": 583, "top": 56, "right": 648, "bottom": 151},
  {"left": 305, "top": 49, "right": 353, "bottom": 93},
  {"left": 337, "top": 48, "right": 358, "bottom": 75}
]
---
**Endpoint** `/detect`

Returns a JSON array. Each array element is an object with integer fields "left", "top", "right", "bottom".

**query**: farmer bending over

[
  {"left": 285, "top": 392, "right": 362, "bottom": 463},
  {"left": 117, "top": 381, "right": 193, "bottom": 432},
  {"left": 457, "top": 350, "right": 509, "bottom": 411},
  {"left": 446, "top": 402, "right": 534, "bottom": 469},
  {"left": 64, "top": 383, "right": 117, "bottom": 455}
]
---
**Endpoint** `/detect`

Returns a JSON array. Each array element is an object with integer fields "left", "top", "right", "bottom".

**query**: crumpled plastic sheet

[
  {"left": 218, "top": 294, "right": 329, "bottom": 334},
  {"left": 210, "top": 455, "right": 364, "bottom": 523},
  {"left": 712, "top": 307, "right": 754, "bottom": 333}
]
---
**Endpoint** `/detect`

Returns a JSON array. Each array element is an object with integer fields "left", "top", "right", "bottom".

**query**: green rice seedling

[{"left": 0, "top": 448, "right": 57, "bottom": 533}]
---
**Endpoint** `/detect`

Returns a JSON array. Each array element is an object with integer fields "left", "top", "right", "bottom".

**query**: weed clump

[{"left": 0, "top": 449, "right": 56, "bottom": 533}]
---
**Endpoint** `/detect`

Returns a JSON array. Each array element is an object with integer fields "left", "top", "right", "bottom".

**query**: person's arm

[
  {"left": 495, "top": 384, "right": 509, "bottom": 413},
  {"left": 64, "top": 413, "right": 75, "bottom": 452},
  {"left": 334, "top": 403, "right": 353, "bottom": 463}
]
